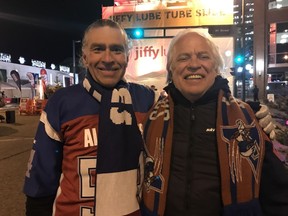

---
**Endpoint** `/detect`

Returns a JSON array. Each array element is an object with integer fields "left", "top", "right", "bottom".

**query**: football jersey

[{"left": 23, "top": 82, "right": 155, "bottom": 216}]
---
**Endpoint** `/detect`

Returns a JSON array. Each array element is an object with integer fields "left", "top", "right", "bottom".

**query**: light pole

[
  {"left": 72, "top": 40, "right": 81, "bottom": 85},
  {"left": 241, "top": 0, "right": 246, "bottom": 101}
]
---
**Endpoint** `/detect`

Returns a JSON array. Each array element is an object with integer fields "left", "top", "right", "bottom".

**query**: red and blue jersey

[{"left": 23, "top": 82, "right": 155, "bottom": 216}]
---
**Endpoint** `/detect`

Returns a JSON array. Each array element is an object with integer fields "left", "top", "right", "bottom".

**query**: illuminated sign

[
  {"left": 31, "top": 59, "right": 46, "bottom": 68},
  {"left": 103, "top": 0, "right": 233, "bottom": 28},
  {"left": 126, "top": 38, "right": 170, "bottom": 78},
  {"left": 59, "top": 65, "right": 70, "bottom": 73},
  {"left": 0, "top": 53, "right": 11, "bottom": 62},
  {"left": 124, "top": 35, "right": 233, "bottom": 91}
]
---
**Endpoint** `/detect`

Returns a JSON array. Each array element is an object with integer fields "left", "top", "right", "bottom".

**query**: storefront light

[
  {"left": 49, "top": 74, "right": 53, "bottom": 85},
  {"left": 18, "top": 57, "right": 25, "bottom": 64}
]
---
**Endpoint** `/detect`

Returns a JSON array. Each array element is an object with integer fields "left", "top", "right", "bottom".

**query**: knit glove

[{"left": 255, "top": 104, "right": 276, "bottom": 140}]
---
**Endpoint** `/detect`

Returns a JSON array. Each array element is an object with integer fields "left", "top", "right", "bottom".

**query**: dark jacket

[
  {"left": 165, "top": 81, "right": 221, "bottom": 215},
  {"left": 141, "top": 77, "right": 288, "bottom": 216}
]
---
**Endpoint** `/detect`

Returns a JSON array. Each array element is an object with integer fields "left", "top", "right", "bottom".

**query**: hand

[{"left": 255, "top": 104, "right": 276, "bottom": 140}]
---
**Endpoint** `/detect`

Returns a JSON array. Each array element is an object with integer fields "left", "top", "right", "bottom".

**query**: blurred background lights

[
  {"left": 133, "top": 28, "right": 144, "bottom": 38},
  {"left": 237, "top": 67, "right": 244, "bottom": 73},
  {"left": 18, "top": 57, "right": 25, "bottom": 64},
  {"left": 225, "top": 50, "right": 232, "bottom": 57},
  {"left": 245, "top": 63, "right": 252, "bottom": 71}
]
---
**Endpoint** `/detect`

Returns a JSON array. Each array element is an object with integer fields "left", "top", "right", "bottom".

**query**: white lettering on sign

[
  {"left": 31, "top": 59, "right": 46, "bottom": 68},
  {"left": 0, "top": 53, "right": 11, "bottom": 62}
]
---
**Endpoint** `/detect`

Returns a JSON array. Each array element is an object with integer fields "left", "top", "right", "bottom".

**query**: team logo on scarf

[
  {"left": 144, "top": 98, "right": 170, "bottom": 193},
  {"left": 221, "top": 119, "right": 261, "bottom": 183},
  {"left": 144, "top": 137, "right": 165, "bottom": 193}
]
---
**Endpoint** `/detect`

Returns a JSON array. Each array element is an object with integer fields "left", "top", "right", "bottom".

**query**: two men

[
  {"left": 141, "top": 30, "right": 288, "bottom": 215},
  {"left": 23, "top": 19, "right": 284, "bottom": 216}
]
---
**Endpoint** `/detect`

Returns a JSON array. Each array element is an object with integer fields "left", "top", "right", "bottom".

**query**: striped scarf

[
  {"left": 83, "top": 73, "right": 143, "bottom": 215},
  {"left": 141, "top": 88, "right": 270, "bottom": 216}
]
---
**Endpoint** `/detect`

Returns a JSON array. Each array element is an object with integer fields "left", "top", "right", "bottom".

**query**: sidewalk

[
  {"left": 0, "top": 112, "right": 40, "bottom": 138},
  {"left": 0, "top": 112, "right": 40, "bottom": 216}
]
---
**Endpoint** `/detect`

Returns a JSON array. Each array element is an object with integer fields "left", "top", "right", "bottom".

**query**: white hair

[{"left": 166, "top": 29, "right": 224, "bottom": 83}]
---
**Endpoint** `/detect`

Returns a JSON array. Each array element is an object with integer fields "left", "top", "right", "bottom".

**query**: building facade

[{"left": 254, "top": 0, "right": 288, "bottom": 100}]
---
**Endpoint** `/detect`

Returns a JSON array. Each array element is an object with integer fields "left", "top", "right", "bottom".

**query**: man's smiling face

[
  {"left": 82, "top": 26, "right": 128, "bottom": 88},
  {"left": 170, "top": 32, "right": 218, "bottom": 102}
]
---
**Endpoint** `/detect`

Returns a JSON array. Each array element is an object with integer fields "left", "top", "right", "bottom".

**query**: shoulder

[
  {"left": 127, "top": 82, "right": 156, "bottom": 111},
  {"left": 47, "top": 84, "right": 84, "bottom": 102},
  {"left": 44, "top": 84, "right": 92, "bottom": 115},
  {"left": 128, "top": 82, "right": 154, "bottom": 94},
  {"left": 43, "top": 84, "right": 97, "bottom": 129}
]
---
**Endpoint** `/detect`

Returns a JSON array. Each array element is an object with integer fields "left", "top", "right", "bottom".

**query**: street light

[{"left": 72, "top": 40, "right": 81, "bottom": 85}]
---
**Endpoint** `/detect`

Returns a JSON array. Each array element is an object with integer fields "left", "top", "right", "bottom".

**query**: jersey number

[{"left": 78, "top": 156, "right": 97, "bottom": 216}]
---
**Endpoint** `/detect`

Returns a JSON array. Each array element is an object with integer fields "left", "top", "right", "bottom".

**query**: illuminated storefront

[
  {"left": 0, "top": 58, "right": 72, "bottom": 99},
  {"left": 268, "top": 22, "right": 288, "bottom": 81}
]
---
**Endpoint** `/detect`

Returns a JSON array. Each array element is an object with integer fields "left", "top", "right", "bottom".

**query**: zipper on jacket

[{"left": 190, "top": 106, "right": 195, "bottom": 121}]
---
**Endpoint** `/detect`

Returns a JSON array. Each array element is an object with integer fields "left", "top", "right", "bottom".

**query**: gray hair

[
  {"left": 80, "top": 19, "right": 132, "bottom": 66},
  {"left": 166, "top": 29, "right": 224, "bottom": 83}
]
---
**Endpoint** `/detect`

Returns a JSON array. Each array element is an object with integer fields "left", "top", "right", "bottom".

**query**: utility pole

[
  {"left": 72, "top": 40, "right": 81, "bottom": 85},
  {"left": 241, "top": 0, "right": 246, "bottom": 101}
]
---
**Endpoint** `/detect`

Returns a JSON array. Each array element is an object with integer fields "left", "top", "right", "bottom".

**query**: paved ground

[{"left": 0, "top": 112, "right": 40, "bottom": 216}]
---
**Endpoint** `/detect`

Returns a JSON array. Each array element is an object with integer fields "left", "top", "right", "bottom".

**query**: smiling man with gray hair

[{"left": 141, "top": 29, "right": 288, "bottom": 216}]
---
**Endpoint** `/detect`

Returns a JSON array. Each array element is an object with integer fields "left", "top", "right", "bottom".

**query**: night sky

[{"left": 0, "top": 0, "right": 102, "bottom": 66}]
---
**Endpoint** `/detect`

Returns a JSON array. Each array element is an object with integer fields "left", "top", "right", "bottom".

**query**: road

[{"left": 0, "top": 113, "right": 39, "bottom": 216}]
